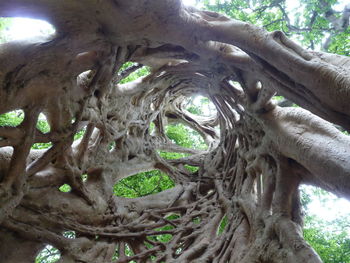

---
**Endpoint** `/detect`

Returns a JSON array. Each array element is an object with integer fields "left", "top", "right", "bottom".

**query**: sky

[
  {"left": 183, "top": 0, "right": 198, "bottom": 7},
  {"left": 3, "top": 17, "right": 54, "bottom": 41},
  {"left": 2, "top": 1, "right": 350, "bottom": 229},
  {"left": 302, "top": 185, "right": 350, "bottom": 227}
]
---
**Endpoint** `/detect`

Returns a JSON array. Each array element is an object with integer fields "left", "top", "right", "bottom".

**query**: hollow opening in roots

[
  {"left": 74, "top": 126, "right": 87, "bottom": 141},
  {"left": 81, "top": 174, "right": 88, "bottom": 182},
  {"left": 0, "top": 17, "right": 55, "bottom": 43},
  {"left": 63, "top": 230, "right": 76, "bottom": 239},
  {"left": 147, "top": 214, "right": 180, "bottom": 243},
  {"left": 35, "top": 245, "right": 60, "bottom": 263},
  {"left": 59, "top": 184, "right": 72, "bottom": 193},
  {"left": 273, "top": 94, "right": 300, "bottom": 108},
  {"left": 114, "top": 170, "right": 175, "bottom": 198},
  {"left": 118, "top": 62, "right": 151, "bottom": 84},
  {"left": 113, "top": 243, "right": 137, "bottom": 262},
  {"left": 0, "top": 110, "right": 24, "bottom": 127},
  {"left": 99, "top": 207, "right": 205, "bottom": 259},
  {"left": 217, "top": 214, "right": 228, "bottom": 235},
  {"left": 158, "top": 150, "right": 192, "bottom": 160},
  {"left": 31, "top": 112, "right": 53, "bottom": 149},
  {"left": 165, "top": 123, "right": 207, "bottom": 150},
  {"left": 183, "top": 95, "right": 217, "bottom": 118},
  {"left": 36, "top": 113, "right": 50, "bottom": 133}
]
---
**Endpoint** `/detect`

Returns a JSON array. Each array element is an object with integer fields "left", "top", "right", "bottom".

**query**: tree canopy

[{"left": 0, "top": 0, "right": 349, "bottom": 262}]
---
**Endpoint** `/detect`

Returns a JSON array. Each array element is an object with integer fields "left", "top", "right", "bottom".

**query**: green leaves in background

[
  {"left": 118, "top": 62, "right": 151, "bottom": 84},
  {"left": 165, "top": 123, "right": 207, "bottom": 150},
  {"left": 304, "top": 216, "right": 350, "bottom": 263},
  {"left": 0, "top": 17, "right": 12, "bottom": 43},
  {"left": 203, "top": 0, "right": 349, "bottom": 53},
  {"left": 0, "top": 111, "right": 24, "bottom": 127},
  {"left": 301, "top": 186, "right": 350, "bottom": 263},
  {"left": 35, "top": 246, "right": 60, "bottom": 263},
  {"left": 114, "top": 170, "right": 175, "bottom": 198}
]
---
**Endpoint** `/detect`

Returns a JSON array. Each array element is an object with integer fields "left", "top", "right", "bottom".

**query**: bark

[{"left": 0, "top": 0, "right": 349, "bottom": 262}]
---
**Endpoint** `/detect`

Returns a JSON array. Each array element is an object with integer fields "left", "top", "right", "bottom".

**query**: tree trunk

[
  {"left": 0, "top": 0, "right": 349, "bottom": 262},
  {"left": 0, "top": 229, "right": 43, "bottom": 263}
]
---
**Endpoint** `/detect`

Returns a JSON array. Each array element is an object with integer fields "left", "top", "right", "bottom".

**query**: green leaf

[{"left": 59, "top": 184, "right": 72, "bottom": 193}]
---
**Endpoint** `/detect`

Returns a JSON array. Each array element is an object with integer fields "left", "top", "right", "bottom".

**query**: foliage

[
  {"left": 327, "top": 28, "right": 350, "bottom": 56},
  {"left": 35, "top": 246, "right": 60, "bottom": 263},
  {"left": 218, "top": 215, "right": 227, "bottom": 235},
  {"left": 35, "top": 232, "right": 74, "bottom": 263},
  {"left": 185, "top": 96, "right": 214, "bottom": 116},
  {"left": 74, "top": 128, "right": 86, "bottom": 140},
  {"left": 31, "top": 142, "right": 52, "bottom": 150},
  {"left": 0, "top": 111, "right": 24, "bottom": 127},
  {"left": 0, "top": 18, "right": 12, "bottom": 43},
  {"left": 0, "top": 111, "right": 85, "bottom": 150},
  {"left": 304, "top": 216, "right": 350, "bottom": 263},
  {"left": 165, "top": 123, "right": 207, "bottom": 150},
  {"left": 119, "top": 62, "right": 151, "bottom": 84},
  {"left": 202, "top": 0, "right": 350, "bottom": 53},
  {"left": 36, "top": 118, "right": 50, "bottom": 133},
  {"left": 158, "top": 151, "right": 188, "bottom": 160},
  {"left": 114, "top": 170, "right": 175, "bottom": 198},
  {"left": 300, "top": 186, "right": 350, "bottom": 263},
  {"left": 148, "top": 214, "right": 180, "bottom": 244},
  {"left": 184, "top": 164, "right": 199, "bottom": 172},
  {"left": 59, "top": 184, "right": 72, "bottom": 193}
]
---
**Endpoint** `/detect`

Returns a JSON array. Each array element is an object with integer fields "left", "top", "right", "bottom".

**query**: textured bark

[{"left": 0, "top": 0, "right": 349, "bottom": 262}]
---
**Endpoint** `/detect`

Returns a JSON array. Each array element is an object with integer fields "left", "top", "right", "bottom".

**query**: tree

[
  {"left": 304, "top": 215, "right": 350, "bottom": 263},
  {"left": 0, "top": 0, "right": 349, "bottom": 262},
  {"left": 202, "top": 0, "right": 350, "bottom": 54},
  {"left": 0, "top": 18, "right": 10, "bottom": 43}
]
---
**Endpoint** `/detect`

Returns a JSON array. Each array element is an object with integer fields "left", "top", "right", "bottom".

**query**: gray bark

[{"left": 0, "top": 0, "right": 348, "bottom": 262}]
